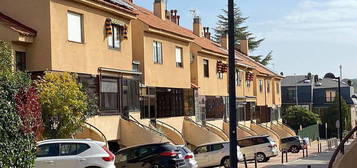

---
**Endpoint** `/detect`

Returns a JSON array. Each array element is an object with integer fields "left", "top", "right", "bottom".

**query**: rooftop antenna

[{"left": 189, "top": 9, "right": 197, "bottom": 17}]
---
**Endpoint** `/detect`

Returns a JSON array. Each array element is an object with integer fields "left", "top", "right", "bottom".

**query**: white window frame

[
  {"left": 175, "top": 47, "right": 183, "bottom": 67},
  {"left": 67, "top": 11, "right": 83, "bottom": 43},
  {"left": 108, "top": 24, "right": 121, "bottom": 49},
  {"left": 153, "top": 41, "right": 163, "bottom": 64}
]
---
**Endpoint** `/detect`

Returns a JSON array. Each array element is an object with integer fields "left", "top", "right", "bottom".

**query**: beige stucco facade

[
  {"left": 190, "top": 43, "right": 228, "bottom": 96},
  {"left": 131, "top": 19, "right": 192, "bottom": 89},
  {"left": 1, "top": 0, "right": 52, "bottom": 71},
  {"left": 49, "top": 0, "right": 134, "bottom": 74}
]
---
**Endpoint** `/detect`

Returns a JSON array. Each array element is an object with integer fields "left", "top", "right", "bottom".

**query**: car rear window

[{"left": 161, "top": 143, "right": 177, "bottom": 151}]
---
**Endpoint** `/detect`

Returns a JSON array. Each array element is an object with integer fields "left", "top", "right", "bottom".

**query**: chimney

[
  {"left": 240, "top": 37, "right": 249, "bottom": 55},
  {"left": 220, "top": 34, "right": 228, "bottom": 49},
  {"left": 193, "top": 16, "right": 203, "bottom": 37},
  {"left": 176, "top": 15, "right": 180, "bottom": 25},
  {"left": 154, "top": 0, "right": 166, "bottom": 20}
]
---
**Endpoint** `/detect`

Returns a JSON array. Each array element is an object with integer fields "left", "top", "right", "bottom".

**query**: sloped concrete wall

[
  {"left": 250, "top": 123, "right": 281, "bottom": 147},
  {"left": 156, "top": 122, "right": 186, "bottom": 145},
  {"left": 334, "top": 139, "right": 357, "bottom": 168},
  {"left": 183, "top": 119, "right": 224, "bottom": 146},
  {"left": 222, "top": 122, "right": 253, "bottom": 139},
  {"left": 119, "top": 118, "right": 170, "bottom": 147}
]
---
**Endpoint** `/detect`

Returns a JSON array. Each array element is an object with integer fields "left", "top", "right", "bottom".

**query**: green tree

[
  {"left": 322, "top": 97, "right": 350, "bottom": 138},
  {"left": 0, "top": 41, "right": 37, "bottom": 167},
  {"left": 37, "top": 72, "right": 91, "bottom": 139},
  {"left": 283, "top": 106, "right": 320, "bottom": 131},
  {"left": 214, "top": 2, "right": 272, "bottom": 65}
]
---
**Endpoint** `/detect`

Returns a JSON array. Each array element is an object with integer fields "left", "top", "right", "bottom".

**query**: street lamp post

[
  {"left": 337, "top": 77, "right": 344, "bottom": 153},
  {"left": 228, "top": 0, "right": 238, "bottom": 167}
]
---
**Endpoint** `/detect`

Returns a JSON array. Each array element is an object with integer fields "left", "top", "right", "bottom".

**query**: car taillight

[
  {"left": 160, "top": 151, "right": 178, "bottom": 157},
  {"left": 102, "top": 146, "right": 115, "bottom": 162},
  {"left": 184, "top": 155, "right": 193, "bottom": 160}
]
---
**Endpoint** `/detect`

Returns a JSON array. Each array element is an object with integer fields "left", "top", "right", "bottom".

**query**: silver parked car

[
  {"left": 193, "top": 142, "right": 243, "bottom": 168},
  {"left": 238, "top": 135, "right": 279, "bottom": 162},
  {"left": 176, "top": 145, "right": 198, "bottom": 168},
  {"left": 280, "top": 136, "right": 304, "bottom": 153}
]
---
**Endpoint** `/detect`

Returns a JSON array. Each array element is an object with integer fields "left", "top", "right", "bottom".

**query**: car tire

[
  {"left": 221, "top": 157, "right": 230, "bottom": 168},
  {"left": 265, "top": 157, "right": 270, "bottom": 162},
  {"left": 290, "top": 145, "right": 300, "bottom": 153},
  {"left": 256, "top": 152, "right": 267, "bottom": 162}
]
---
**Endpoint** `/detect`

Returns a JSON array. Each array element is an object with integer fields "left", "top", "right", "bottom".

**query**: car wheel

[
  {"left": 290, "top": 145, "right": 300, "bottom": 153},
  {"left": 265, "top": 157, "right": 270, "bottom": 162},
  {"left": 256, "top": 153, "right": 267, "bottom": 162},
  {"left": 221, "top": 157, "right": 230, "bottom": 168}
]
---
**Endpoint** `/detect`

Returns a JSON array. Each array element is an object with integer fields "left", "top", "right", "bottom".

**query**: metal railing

[
  {"left": 156, "top": 119, "right": 186, "bottom": 145},
  {"left": 84, "top": 122, "right": 108, "bottom": 147},
  {"left": 206, "top": 122, "right": 229, "bottom": 138},
  {"left": 122, "top": 115, "right": 175, "bottom": 144},
  {"left": 328, "top": 126, "right": 357, "bottom": 168}
]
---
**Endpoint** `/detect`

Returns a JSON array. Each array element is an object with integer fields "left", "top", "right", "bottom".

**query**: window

[
  {"left": 259, "top": 80, "right": 263, "bottom": 92},
  {"left": 195, "top": 146, "right": 208, "bottom": 153},
  {"left": 276, "top": 82, "right": 280, "bottom": 94},
  {"left": 235, "top": 69, "right": 241, "bottom": 86},
  {"left": 122, "top": 78, "right": 140, "bottom": 113},
  {"left": 176, "top": 47, "right": 183, "bottom": 67},
  {"left": 132, "top": 62, "right": 139, "bottom": 72},
  {"left": 77, "top": 143, "right": 90, "bottom": 154},
  {"left": 246, "top": 80, "right": 251, "bottom": 88},
  {"left": 36, "top": 143, "right": 59, "bottom": 157},
  {"left": 203, "top": 59, "right": 209, "bottom": 77},
  {"left": 60, "top": 143, "right": 77, "bottom": 156},
  {"left": 210, "top": 144, "right": 224, "bottom": 151},
  {"left": 254, "top": 137, "right": 269, "bottom": 145},
  {"left": 267, "top": 80, "right": 271, "bottom": 93},
  {"left": 15, "top": 51, "right": 26, "bottom": 71},
  {"left": 326, "top": 90, "right": 336, "bottom": 102},
  {"left": 217, "top": 72, "right": 223, "bottom": 79},
  {"left": 287, "top": 88, "right": 296, "bottom": 101},
  {"left": 108, "top": 25, "right": 121, "bottom": 49},
  {"left": 67, "top": 11, "right": 83, "bottom": 43},
  {"left": 153, "top": 41, "right": 163, "bottom": 64},
  {"left": 238, "top": 139, "right": 253, "bottom": 148},
  {"left": 100, "top": 77, "right": 119, "bottom": 111}
]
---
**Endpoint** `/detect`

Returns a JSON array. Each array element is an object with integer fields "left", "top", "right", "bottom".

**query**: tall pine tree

[{"left": 214, "top": 3, "right": 272, "bottom": 65}]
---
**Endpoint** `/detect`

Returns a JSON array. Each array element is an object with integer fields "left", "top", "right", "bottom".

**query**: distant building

[{"left": 281, "top": 73, "right": 357, "bottom": 129}]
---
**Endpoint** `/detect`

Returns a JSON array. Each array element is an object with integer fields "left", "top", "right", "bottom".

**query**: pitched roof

[
  {"left": 315, "top": 77, "right": 350, "bottom": 89},
  {"left": 97, "top": 0, "right": 137, "bottom": 15},
  {"left": 282, "top": 75, "right": 312, "bottom": 86},
  {"left": 0, "top": 12, "right": 37, "bottom": 36},
  {"left": 132, "top": 5, "right": 195, "bottom": 40},
  {"left": 193, "top": 36, "right": 228, "bottom": 56},
  {"left": 235, "top": 51, "right": 280, "bottom": 77}
]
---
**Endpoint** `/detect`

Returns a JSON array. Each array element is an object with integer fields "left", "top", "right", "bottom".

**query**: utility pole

[
  {"left": 338, "top": 76, "right": 343, "bottom": 153},
  {"left": 228, "top": 0, "right": 238, "bottom": 167},
  {"left": 294, "top": 73, "right": 298, "bottom": 106}
]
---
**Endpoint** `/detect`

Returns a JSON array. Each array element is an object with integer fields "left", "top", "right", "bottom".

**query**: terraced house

[
  {"left": 0, "top": 0, "right": 295, "bottom": 151},
  {"left": 0, "top": 0, "right": 143, "bottom": 151}
]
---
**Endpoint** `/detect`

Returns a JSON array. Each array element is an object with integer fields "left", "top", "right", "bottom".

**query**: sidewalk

[{"left": 264, "top": 151, "right": 333, "bottom": 168}]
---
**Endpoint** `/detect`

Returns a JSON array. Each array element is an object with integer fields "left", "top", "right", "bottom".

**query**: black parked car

[{"left": 115, "top": 142, "right": 186, "bottom": 168}]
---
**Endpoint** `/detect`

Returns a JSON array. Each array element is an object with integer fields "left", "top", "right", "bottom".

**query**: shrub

[
  {"left": 37, "top": 72, "right": 89, "bottom": 138},
  {"left": 283, "top": 106, "right": 320, "bottom": 131}
]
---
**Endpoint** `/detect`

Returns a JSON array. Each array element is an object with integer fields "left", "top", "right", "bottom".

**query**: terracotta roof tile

[
  {"left": 0, "top": 12, "right": 37, "bottom": 36},
  {"left": 132, "top": 5, "right": 195, "bottom": 39},
  {"left": 236, "top": 51, "right": 280, "bottom": 77}
]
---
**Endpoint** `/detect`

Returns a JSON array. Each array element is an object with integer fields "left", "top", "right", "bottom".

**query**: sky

[{"left": 134, "top": 0, "right": 357, "bottom": 79}]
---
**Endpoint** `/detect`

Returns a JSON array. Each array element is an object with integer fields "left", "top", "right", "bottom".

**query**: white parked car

[
  {"left": 35, "top": 139, "right": 115, "bottom": 168},
  {"left": 237, "top": 135, "right": 279, "bottom": 162},
  {"left": 176, "top": 145, "right": 198, "bottom": 168},
  {"left": 193, "top": 142, "right": 243, "bottom": 168}
]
